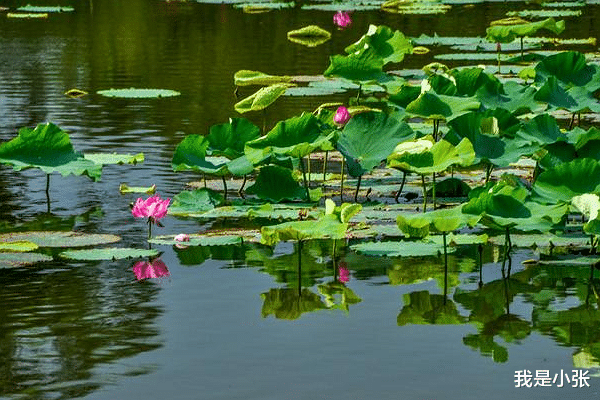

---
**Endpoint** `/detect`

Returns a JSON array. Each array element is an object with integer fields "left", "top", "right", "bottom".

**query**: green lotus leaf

[
  {"left": 382, "top": 0, "right": 451, "bottom": 15},
  {"left": 507, "top": 9, "right": 581, "bottom": 18},
  {"left": 485, "top": 17, "right": 565, "bottom": 43},
  {"left": 16, "top": 5, "right": 74, "bottom": 12},
  {"left": 0, "top": 122, "right": 103, "bottom": 181},
  {"left": 345, "top": 24, "right": 413, "bottom": 66},
  {"left": 337, "top": 111, "right": 414, "bottom": 177},
  {"left": 261, "top": 215, "right": 348, "bottom": 246},
  {"left": 245, "top": 112, "right": 334, "bottom": 162},
  {"left": 387, "top": 136, "right": 476, "bottom": 175},
  {"left": 0, "top": 241, "right": 38, "bottom": 252},
  {"left": 245, "top": 165, "right": 317, "bottom": 202},
  {"left": 569, "top": 127, "right": 600, "bottom": 160},
  {"left": 445, "top": 109, "right": 520, "bottom": 166},
  {"left": 396, "top": 205, "right": 481, "bottom": 238},
  {"left": 301, "top": 3, "right": 379, "bottom": 11},
  {"left": 397, "top": 291, "right": 465, "bottom": 326},
  {"left": 97, "top": 88, "right": 180, "bottom": 98},
  {"left": 237, "top": 2, "right": 294, "bottom": 12},
  {"left": 534, "top": 76, "right": 600, "bottom": 112},
  {"left": 83, "top": 152, "right": 144, "bottom": 165},
  {"left": 234, "top": 70, "right": 292, "bottom": 86},
  {"left": 207, "top": 118, "right": 261, "bottom": 159},
  {"left": 324, "top": 52, "right": 387, "bottom": 82},
  {"left": 429, "top": 233, "right": 489, "bottom": 245},
  {"left": 534, "top": 256, "right": 600, "bottom": 268},
  {"left": 0, "top": 252, "right": 53, "bottom": 269},
  {"left": 487, "top": 233, "right": 590, "bottom": 248},
  {"left": 59, "top": 248, "right": 159, "bottom": 261},
  {"left": 119, "top": 183, "right": 156, "bottom": 194},
  {"left": 7, "top": 12, "right": 48, "bottom": 18},
  {"left": 187, "top": 203, "right": 320, "bottom": 220},
  {"left": 429, "top": 177, "right": 471, "bottom": 197},
  {"left": 234, "top": 83, "right": 294, "bottom": 113},
  {"left": 387, "top": 84, "right": 422, "bottom": 108},
  {"left": 534, "top": 51, "right": 600, "bottom": 91},
  {"left": 0, "top": 231, "right": 121, "bottom": 247},
  {"left": 532, "top": 158, "right": 600, "bottom": 204},
  {"left": 406, "top": 92, "right": 480, "bottom": 120},
  {"left": 150, "top": 229, "right": 261, "bottom": 246},
  {"left": 168, "top": 188, "right": 224, "bottom": 216},
  {"left": 476, "top": 80, "right": 541, "bottom": 114},
  {"left": 287, "top": 25, "right": 331, "bottom": 47},
  {"left": 451, "top": 67, "right": 502, "bottom": 97},
  {"left": 350, "top": 240, "right": 452, "bottom": 257}
]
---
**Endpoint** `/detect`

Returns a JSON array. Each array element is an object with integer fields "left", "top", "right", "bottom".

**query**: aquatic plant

[
  {"left": 333, "top": 11, "right": 351, "bottom": 29},
  {"left": 132, "top": 194, "right": 171, "bottom": 239}
]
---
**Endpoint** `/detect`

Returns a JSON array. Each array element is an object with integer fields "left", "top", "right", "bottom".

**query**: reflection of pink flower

[
  {"left": 132, "top": 259, "right": 170, "bottom": 280},
  {"left": 132, "top": 194, "right": 170, "bottom": 224},
  {"left": 333, "top": 106, "right": 350, "bottom": 125},
  {"left": 338, "top": 263, "right": 350, "bottom": 283},
  {"left": 333, "top": 11, "right": 352, "bottom": 29}
]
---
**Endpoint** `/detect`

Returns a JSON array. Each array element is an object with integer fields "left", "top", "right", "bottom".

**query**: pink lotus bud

[
  {"left": 333, "top": 11, "right": 352, "bottom": 29},
  {"left": 333, "top": 106, "right": 350, "bottom": 125},
  {"left": 174, "top": 233, "right": 190, "bottom": 242}
]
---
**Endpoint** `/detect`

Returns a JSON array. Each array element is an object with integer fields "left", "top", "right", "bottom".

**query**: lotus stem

[
  {"left": 497, "top": 42, "right": 501, "bottom": 74},
  {"left": 433, "top": 119, "right": 439, "bottom": 142},
  {"left": 222, "top": 176, "right": 228, "bottom": 201},
  {"left": 356, "top": 84, "right": 362, "bottom": 103},
  {"left": 298, "top": 240, "right": 303, "bottom": 297},
  {"left": 299, "top": 157, "right": 310, "bottom": 201},
  {"left": 322, "top": 151, "right": 328, "bottom": 185},
  {"left": 395, "top": 171, "right": 407, "bottom": 203},
  {"left": 443, "top": 231, "right": 448, "bottom": 303},
  {"left": 354, "top": 175, "right": 362, "bottom": 203},
  {"left": 148, "top": 218, "right": 152, "bottom": 240},
  {"left": 421, "top": 175, "right": 427, "bottom": 213},
  {"left": 238, "top": 175, "right": 247, "bottom": 199},
  {"left": 485, "top": 164, "right": 493, "bottom": 184},
  {"left": 432, "top": 173, "right": 436, "bottom": 210},
  {"left": 45, "top": 174, "right": 51, "bottom": 213},
  {"left": 520, "top": 37, "right": 524, "bottom": 60},
  {"left": 340, "top": 156, "right": 345, "bottom": 202},
  {"left": 203, "top": 174, "right": 207, "bottom": 188},
  {"left": 569, "top": 113, "right": 576, "bottom": 130},
  {"left": 262, "top": 109, "right": 267, "bottom": 134},
  {"left": 307, "top": 154, "right": 311, "bottom": 187}
]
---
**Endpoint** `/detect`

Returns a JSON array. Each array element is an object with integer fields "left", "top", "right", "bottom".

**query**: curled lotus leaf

[
  {"left": 59, "top": 248, "right": 159, "bottom": 261},
  {"left": 0, "top": 231, "right": 121, "bottom": 248},
  {"left": 535, "top": 51, "right": 600, "bottom": 90},
  {"left": 234, "top": 83, "right": 295, "bottom": 114},
  {"left": 207, "top": 118, "right": 261, "bottom": 159},
  {"left": 485, "top": 17, "right": 565, "bottom": 43},
  {"left": 234, "top": 70, "right": 292, "bottom": 87},
  {"left": 97, "top": 88, "right": 180, "bottom": 98},
  {"left": 344, "top": 24, "right": 413, "bottom": 66},
  {"left": 396, "top": 205, "right": 481, "bottom": 238},
  {"left": 287, "top": 25, "right": 331, "bottom": 47},
  {"left": 119, "top": 183, "right": 156, "bottom": 194},
  {"left": 406, "top": 92, "right": 480, "bottom": 121},
  {"left": 532, "top": 158, "right": 600, "bottom": 204}
]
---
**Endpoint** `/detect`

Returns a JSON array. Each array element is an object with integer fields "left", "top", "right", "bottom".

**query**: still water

[{"left": 1, "top": 0, "right": 600, "bottom": 399}]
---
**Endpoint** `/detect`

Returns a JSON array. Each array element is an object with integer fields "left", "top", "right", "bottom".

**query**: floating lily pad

[
  {"left": 16, "top": 5, "right": 74, "bottom": 12},
  {"left": 186, "top": 203, "right": 320, "bottom": 220},
  {"left": 234, "top": 70, "right": 292, "bottom": 87},
  {"left": 535, "top": 256, "right": 600, "bottom": 268},
  {"left": 382, "top": 0, "right": 451, "bottom": 14},
  {"left": 0, "top": 252, "right": 53, "bottom": 269},
  {"left": 0, "top": 231, "right": 121, "bottom": 248},
  {"left": 83, "top": 152, "right": 144, "bottom": 165},
  {"left": 506, "top": 9, "right": 581, "bottom": 18},
  {"left": 59, "top": 247, "right": 158, "bottom": 261},
  {"left": 287, "top": 25, "right": 331, "bottom": 47},
  {"left": 0, "top": 241, "right": 38, "bottom": 252},
  {"left": 301, "top": 3, "right": 380, "bottom": 11},
  {"left": 119, "top": 183, "right": 156, "bottom": 194},
  {"left": 487, "top": 234, "right": 590, "bottom": 248},
  {"left": 235, "top": 1, "right": 294, "bottom": 12},
  {"left": 97, "top": 88, "right": 181, "bottom": 98},
  {"left": 350, "top": 240, "right": 452, "bottom": 257},
  {"left": 7, "top": 12, "right": 48, "bottom": 18},
  {"left": 150, "top": 229, "right": 261, "bottom": 246},
  {"left": 64, "top": 88, "right": 88, "bottom": 98}
]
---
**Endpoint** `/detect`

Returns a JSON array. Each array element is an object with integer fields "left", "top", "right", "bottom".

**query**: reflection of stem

[
  {"left": 298, "top": 240, "right": 303, "bottom": 297},
  {"left": 46, "top": 174, "right": 51, "bottom": 213},
  {"left": 222, "top": 176, "right": 228, "bottom": 201},
  {"left": 443, "top": 232, "right": 448, "bottom": 304},
  {"left": 340, "top": 156, "right": 345, "bottom": 203},
  {"left": 478, "top": 243, "right": 483, "bottom": 288},
  {"left": 395, "top": 171, "right": 407, "bottom": 203},
  {"left": 300, "top": 157, "right": 310, "bottom": 201},
  {"left": 421, "top": 175, "right": 427, "bottom": 213},
  {"left": 332, "top": 239, "right": 337, "bottom": 279},
  {"left": 354, "top": 175, "right": 362, "bottom": 203}
]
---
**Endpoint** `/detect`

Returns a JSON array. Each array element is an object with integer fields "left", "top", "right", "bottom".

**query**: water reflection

[
  {"left": 0, "top": 263, "right": 164, "bottom": 399},
  {"left": 132, "top": 258, "right": 171, "bottom": 280}
]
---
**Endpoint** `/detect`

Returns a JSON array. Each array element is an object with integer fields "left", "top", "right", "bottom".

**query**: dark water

[{"left": 1, "top": 0, "right": 600, "bottom": 399}]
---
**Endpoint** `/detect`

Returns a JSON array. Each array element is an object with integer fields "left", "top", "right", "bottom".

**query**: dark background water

[{"left": 1, "top": 0, "right": 600, "bottom": 399}]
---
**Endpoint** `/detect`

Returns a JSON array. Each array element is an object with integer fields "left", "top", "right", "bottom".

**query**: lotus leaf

[
  {"left": 485, "top": 17, "right": 565, "bottom": 43},
  {"left": 336, "top": 111, "right": 414, "bottom": 177},
  {"left": 535, "top": 256, "right": 600, "bottom": 268},
  {"left": 382, "top": 0, "right": 451, "bottom": 14},
  {"left": 0, "top": 241, "right": 38, "bottom": 252},
  {"left": 59, "top": 248, "right": 159, "bottom": 261},
  {"left": 245, "top": 165, "right": 320, "bottom": 202},
  {"left": 476, "top": 80, "right": 541, "bottom": 114},
  {"left": 207, "top": 118, "right": 261, "bottom": 159},
  {"left": 532, "top": 158, "right": 600, "bottom": 204},
  {"left": 323, "top": 52, "right": 387, "bottom": 82},
  {"left": 429, "top": 177, "right": 471, "bottom": 197},
  {"left": 244, "top": 113, "right": 334, "bottom": 162},
  {"left": 187, "top": 203, "right": 320, "bottom": 220},
  {"left": 405, "top": 92, "right": 480, "bottom": 121},
  {"left": 534, "top": 76, "right": 600, "bottom": 112},
  {"left": 535, "top": 51, "right": 600, "bottom": 91},
  {"left": 0, "top": 231, "right": 121, "bottom": 247},
  {"left": 487, "top": 233, "right": 590, "bottom": 248},
  {"left": 168, "top": 189, "right": 224, "bottom": 216},
  {"left": 0, "top": 252, "right": 53, "bottom": 269},
  {"left": 7, "top": 12, "right": 48, "bottom": 18},
  {"left": 83, "top": 152, "right": 144, "bottom": 165},
  {"left": 150, "top": 229, "right": 261, "bottom": 246},
  {"left": 396, "top": 205, "right": 481, "bottom": 238},
  {"left": 397, "top": 291, "right": 465, "bottom": 325},
  {"left": 119, "top": 183, "right": 156, "bottom": 194},
  {"left": 234, "top": 70, "right": 292, "bottom": 86},
  {"left": 301, "top": 3, "right": 379, "bottom": 11},
  {"left": 345, "top": 24, "right": 413, "bottom": 66},
  {"left": 234, "top": 83, "right": 294, "bottom": 113},
  {"left": 16, "top": 5, "right": 74, "bottom": 12},
  {"left": 260, "top": 216, "right": 348, "bottom": 245},
  {"left": 97, "top": 88, "right": 180, "bottom": 98},
  {"left": 507, "top": 9, "right": 581, "bottom": 18},
  {"left": 350, "top": 240, "right": 452, "bottom": 257},
  {"left": 287, "top": 25, "right": 331, "bottom": 47},
  {"left": 0, "top": 122, "right": 103, "bottom": 181},
  {"left": 237, "top": 2, "right": 294, "bottom": 12},
  {"left": 387, "top": 136, "right": 476, "bottom": 175}
]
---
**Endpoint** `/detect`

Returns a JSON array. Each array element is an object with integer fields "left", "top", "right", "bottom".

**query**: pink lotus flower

[
  {"left": 333, "top": 106, "right": 350, "bottom": 125},
  {"left": 132, "top": 194, "right": 170, "bottom": 224},
  {"left": 132, "top": 259, "right": 170, "bottom": 280},
  {"left": 333, "top": 11, "right": 352, "bottom": 29},
  {"left": 338, "top": 263, "right": 350, "bottom": 283},
  {"left": 174, "top": 233, "right": 190, "bottom": 242}
]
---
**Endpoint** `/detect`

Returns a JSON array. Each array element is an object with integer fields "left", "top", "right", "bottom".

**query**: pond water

[{"left": 2, "top": 1, "right": 600, "bottom": 399}]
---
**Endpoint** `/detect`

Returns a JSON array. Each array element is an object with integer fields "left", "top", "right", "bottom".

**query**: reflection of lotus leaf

[
  {"left": 287, "top": 25, "right": 331, "bottom": 47},
  {"left": 318, "top": 281, "right": 362, "bottom": 311},
  {"left": 397, "top": 291, "right": 466, "bottom": 325},
  {"left": 261, "top": 288, "right": 327, "bottom": 319}
]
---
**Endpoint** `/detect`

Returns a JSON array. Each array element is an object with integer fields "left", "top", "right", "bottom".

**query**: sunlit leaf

[
  {"left": 83, "top": 152, "right": 144, "bottom": 165},
  {"left": 59, "top": 248, "right": 159, "bottom": 261},
  {"left": 234, "top": 70, "right": 292, "bottom": 86},
  {"left": 350, "top": 240, "right": 451, "bottom": 257},
  {"left": 245, "top": 165, "right": 315, "bottom": 202},
  {"left": 287, "top": 25, "right": 331, "bottom": 47},
  {"left": 97, "top": 88, "right": 181, "bottom": 98},
  {"left": 207, "top": 118, "right": 261, "bottom": 159},
  {"left": 234, "top": 83, "right": 294, "bottom": 113},
  {"left": 168, "top": 188, "right": 224, "bottom": 216},
  {"left": 532, "top": 158, "right": 600, "bottom": 204},
  {"left": 119, "top": 183, "right": 156, "bottom": 194},
  {"left": 0, "top": 241, "right": 38, "bottom": 252},
  {"left": 485, "top": 17, "right": 565, "bottom": 43},
  {"left": 0, "top": 231, "right": 121, "bottom": 248}
]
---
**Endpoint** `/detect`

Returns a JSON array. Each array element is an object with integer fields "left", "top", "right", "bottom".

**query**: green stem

[
  {"left": 148, "top": 218, "right": 152, "bottom": 240},
  {"left": 432, "top": 173, "right": 436, "bottom": 210},
  {"left": 421, "top": 175, "right": 427, "bottom": 213},
  {"left": 46, "top": 174, "right": 51, "bottom": 213},
  {"left": 307, "top": 154, "right": 311, "bottom": 188},
  {"left": 203, "top": 174, "right": 207, "bottom": 188},
  {"left": 322, "top": 151, "right": 328, "bottom": 185},
  {"left": 340, "top": 156, "right": 345, "bottom": 203},
  {"left": 520, "top": 37, "right": 524, "bottom": 60},
  {"left": 443, "top": 232, "right": 448, "bottom": 303},
  {"left": 395, "top": 171, "right": 407, "bottom": 203},
  {"left": 433, "top": 119, "right": 439, "bottom": 142},
  {"left": 485, "top": 163, "right": 493, "bottom": 184},
  {"left": 300, "top": 157, "right": 310, "bottom": 201},
  {"left": 354, "top": 175, "right": 362, "bottom": 203},
  {"left": 222, "top": 176, "right": 228, "bottom": 201},
  {"left": 478, "top": 243, "right": 483, "bottom": 288},
  {"left": 356, "top": 84, "right": 362, "bottom": 103},
  {"left": 238, "top": 175, "right": 247, "bottom": 199}
]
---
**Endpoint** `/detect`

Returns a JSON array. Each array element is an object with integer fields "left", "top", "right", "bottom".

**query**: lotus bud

[
  {"left": 338, "top": 263, "right": 350, "bottom": 283},
  {"left": 333, "top": 11, "right": 351, "bottom": 29},
  {"left": 333, "top": 106, "right": 351, "bottom": 126}
]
